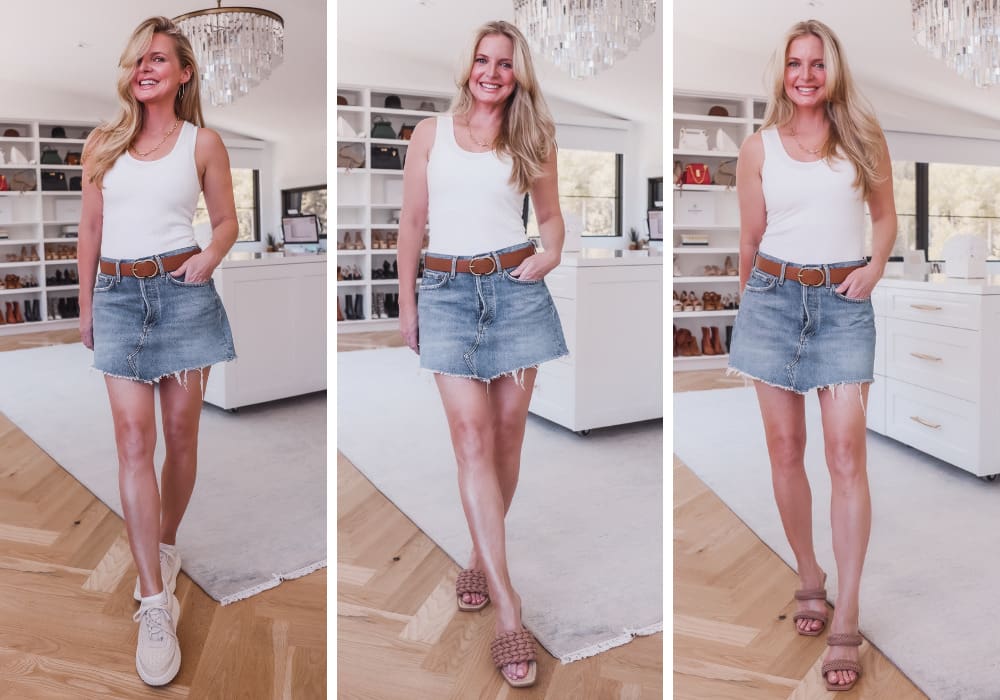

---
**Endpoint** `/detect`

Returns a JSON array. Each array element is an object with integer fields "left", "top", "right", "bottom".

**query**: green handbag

[
  {"left": 41, "top": 148, "right": 63, "bottom": 165},
  {"left": 371, "top": 118, "right": 396, "bottom": 140}
]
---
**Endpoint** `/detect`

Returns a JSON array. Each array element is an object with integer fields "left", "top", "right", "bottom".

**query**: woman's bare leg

[
  {"left": 105, "top": 376, "right": 162, "bottom": 597},
  {"left": 435, "top": 371, "right": 535, "bottom": 681},
  {"left": 157, "top": 368, "right": 209, "bottom": 545},
  {"left": 817, "top": 383, "right": 871, "bottom": 688},
  {"left": 753, "top": 382, "right": 827, "bottom": 633}
]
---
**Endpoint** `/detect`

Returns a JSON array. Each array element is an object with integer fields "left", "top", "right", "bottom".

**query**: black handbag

[
  {"left": 69, "top": 176, "right": 82, "bottom": 191},
  {"left": 42, "top": 170, "right": 67, "bottom": 191},
  {"left": 41, "top": 149, "right": 62, "bottom": 165},
  {"left": 370, "top": 146, "right": 401, "bottom": 170}
]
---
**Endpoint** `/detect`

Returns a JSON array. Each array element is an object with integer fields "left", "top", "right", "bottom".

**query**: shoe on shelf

[
  {"left": 673, "top": 291, "right": 682, "bottom": 312},
  {"left": 132, "top": 591, "right": 181, "bottom": 686},
  {"left": 490, "top": 628, "right": 538, "bottom": 688},
  {"left": 701, "top": 327, "right": 716, "bottom": 355},
  {"left": 724, "top": 255, "right": 738, "bottom": 276},
  {"left": 821, "top": 633, "right": 863, "bottom": 692},
  {"left": 133, "top": 544, "right": 181, "bottom": 602},
  {"left": 12, "top": 301, "right": 23, "bottom": 324},
  {"left": 726, "top": 325, "right": 734, "bottom": 353},
  {"left": 456, "top": 569, "right": 490, "bottom": 612},
  {"left": 711, "top": 326, "right": 724, "bottom": 355}
]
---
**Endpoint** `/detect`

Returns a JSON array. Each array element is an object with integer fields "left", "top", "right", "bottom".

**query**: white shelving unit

[
  {"left": 0, "top": 119, "right": 92, "bottom": 334},
  {"left": 672, "top": 91, "right": 766, "bottom": 370},
  {"left": 336, "top": 85, "right": 451, "bottom": 331}
]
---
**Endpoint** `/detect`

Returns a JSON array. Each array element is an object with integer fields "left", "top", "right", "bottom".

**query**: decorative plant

[
  {"left": 266, "top": 233, "right": 277, "bottom": 252},
  {"left": 629, "top": 227, "right": 639, "bottom": 250}
]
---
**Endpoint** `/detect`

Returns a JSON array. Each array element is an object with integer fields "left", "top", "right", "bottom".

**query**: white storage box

[
  {"left": 673, "top": 190, "right": 715, "bottom": 226},
  {"left": 943, "top": 234, "right": 986, "bottom": 279},
  {"left": 0, "top": 199, "right": 12, "bottom": 224},
  {"left": 55, "top": 198, "right": 81, "bottom": 222}
]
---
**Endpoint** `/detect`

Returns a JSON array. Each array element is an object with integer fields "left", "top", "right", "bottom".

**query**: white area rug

[
  {"left": 337, "top": 347, "right": 662, "bottom": 663},
  {"left": 0, "top": 343, "right": 326, "bottom": 604},
  {"left": 674, "top": 387, "right": 1000, "bottom": 700}
]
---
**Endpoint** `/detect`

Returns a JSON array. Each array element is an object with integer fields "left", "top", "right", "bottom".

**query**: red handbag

[{"left": 683, "top": 163, "right": 711, "bottom": 185}]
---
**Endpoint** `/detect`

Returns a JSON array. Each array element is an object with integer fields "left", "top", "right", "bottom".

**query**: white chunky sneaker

[
  {"left": 133, "top": 591, "right": 181, "bottom": 686},
  {"left": 133, "top": 544, "right": 181, "bottom": 601}
]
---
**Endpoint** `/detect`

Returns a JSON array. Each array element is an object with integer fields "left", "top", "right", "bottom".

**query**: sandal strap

[
  {"left": 821, "top": 659, "right": 862, "bottom": 675},
  {"left": 827, "top": 633, "right": 863, "bottom": 647},
  {"left": 792, "top": 610, "right": 828, "bottom": 623},
  {"left": 456, "top": 569, "right": 489, "bottom": 596},
  {"left": 794, "top": 587, "right": 827, "bottom": 601},
  {"left": 490, "top": 630, "right": 537, "bottom": 668}
]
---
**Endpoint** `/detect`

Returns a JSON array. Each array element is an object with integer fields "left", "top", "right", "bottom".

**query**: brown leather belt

[
  {"left": 754, "top": 255, "right": 866, "bottom": 287},
  {"left": 99, "top": 249, "right": 199, "bottom": 278},
  {"left": 424, "top": 246, "right": 534, "bottom": 276}
]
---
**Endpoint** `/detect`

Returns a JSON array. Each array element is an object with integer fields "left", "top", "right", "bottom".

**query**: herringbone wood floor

[
  {"left": 336, "top": 330, "right": 664, "bottom": 699},
  {"left": 0, "top": 329, "right": 325, "bottom": 699},
  {"left": 673, "top": 369, "right": 927, "bottom": 699}
]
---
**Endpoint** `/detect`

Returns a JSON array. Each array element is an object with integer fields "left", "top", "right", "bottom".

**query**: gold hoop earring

[{"left": 178, "top": 83, "right": 185, "bottom": 100}]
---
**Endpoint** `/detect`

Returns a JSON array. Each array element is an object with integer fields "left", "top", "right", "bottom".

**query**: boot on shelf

[
  {"left": 726, "top": 325, "right": 734, "bottom": 353},
  {"left": 676, "top": 328, "right": 700, "bottom": 356},
  {"left": 374, "top": 292, "right": 386, "bottom": 320},
  {"left": 337, "top": 297, "right": 345, "bottom": 322},
  {"left": 12, "top": 301, "right": 24, "bottom": 324},
  {"left": 353, "top": 294, "right": 365, "bottom": 320},
  {"left": 711, "top": 326, "right": 724, "bottom": 355},
  {"left": 0, "top": 302, "right": 7, "bottom": 324},
  {"left": 701, "top": 327, "right": 716, "bottom": 356}
]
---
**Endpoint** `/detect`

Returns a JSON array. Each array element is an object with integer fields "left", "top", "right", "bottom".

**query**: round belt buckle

[
  {"left": 796, "top": 266, "right": 825, "bottom": 287},
  {"left": 468, "top": 256, "right": 497, "bottom": 276},
  {"left": 131, "top": 259, "right": 159, "bottom": 279}
]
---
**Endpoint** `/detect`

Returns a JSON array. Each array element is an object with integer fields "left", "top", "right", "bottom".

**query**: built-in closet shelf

[
  {"left": 674, "top": 247, "right": 740, "bottom": 254},
  {"left": 673, "top": 310, "right": 738, "bottom": 319},
  {"left": 673, "top": 149, "right": 740, "bottom": 158},
  {"left": 674, "top": 276, "right": 740, "bottom": 283}
]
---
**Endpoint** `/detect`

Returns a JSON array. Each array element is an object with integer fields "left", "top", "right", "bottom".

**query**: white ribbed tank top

[
  {"left": 758, "top": 127, "right": 866, "bottom": 264},
  {"left": 426, "top": 116, "right": 527, "bottom": 256},
  {"left": 100, "top": 120, "right": 200, "bottom": 259}
]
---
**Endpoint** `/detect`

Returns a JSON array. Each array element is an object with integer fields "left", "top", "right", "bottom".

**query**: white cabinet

[
  {"left": 336, "top": 85, "right": 449, "bottom": 330},
  {"left": 867, "top": 276, "right": 1000, "bottom": 478},
  {"left": 203, "top": 252, "right": 326, "bottom": 410},
  {"left": 672, "top": 91, "right": 766, "bottom": 371},
  {"left": 529, "top": 250, "right": 662, "bottom": 432},
  {"left": 0, "top": 118, "right": 92, "bottom": 334}
]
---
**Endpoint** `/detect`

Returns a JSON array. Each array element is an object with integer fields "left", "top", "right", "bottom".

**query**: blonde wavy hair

[
  {"left": 84, "top": 16, "right": 204, "bottom": 188},
  {"left": 762, "top": 19, "right": 884, "bottom": 198},
  {"left": 450, "top": 20, "right": 556, "bottom": 194}
]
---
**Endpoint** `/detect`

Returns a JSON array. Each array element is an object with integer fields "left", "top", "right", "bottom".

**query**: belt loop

[
  {"left": 449, "top": 256, "right": 457, "bottom": 280},
  {"left": 153, "top": 253, "right": 166, "bottom": 277},
  {"left": 778, "top": 260, "right": 787, "bottom": 286},
  {"left": 824, "top": 264, "right": 832, "bottom": 288},
  {"left": 114, "top": 260, "right": 121, "bottom": 283},
  {"left": 491, "top": 249, "right": 502, "bottom": 274}
]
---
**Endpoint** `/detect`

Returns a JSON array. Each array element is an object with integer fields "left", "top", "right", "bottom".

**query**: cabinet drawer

[
  {"left": 884, "top": 378, "right": 978, "bottom": 471},
  {"left": 884, "top": 318, "right": 980, "bottom": 401},
  {"left": 544, "top": 267, "right": 576, "bottom": 300},
  {"left": 883, "top": 287, "right": 981, "bottom": 330},
  {"left": 866, "top": 374, "right": 886, "bottom": 435}
]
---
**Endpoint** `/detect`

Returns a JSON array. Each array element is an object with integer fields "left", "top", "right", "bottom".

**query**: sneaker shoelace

[{"left": 133, "top": 605, "right": 176, "bottom": 643}]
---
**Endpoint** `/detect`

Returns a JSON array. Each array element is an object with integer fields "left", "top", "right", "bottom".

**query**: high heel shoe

[
  {"left": 724, "top": 255, "right": 738, "bottom": 276},
  {"left": 822, "top": 633, "right": 863, "bottom": 692},
  {"left": 793, "top": 572, "right": 829, "bottom": 636},
  {"left": 673, "top": 291, "right": 682, "bottom": 312},
  {"left": 372, "top": 231, "right": 383, "bottom": 249}
]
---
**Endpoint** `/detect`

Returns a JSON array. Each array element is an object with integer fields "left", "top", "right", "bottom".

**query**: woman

[
  {"left": 727, "top": 20, "right": 896, "bottom": 692},
  {"left": 397, "top": 20, "right": 568, "bottom": 689},
  {"left": 78, "top": 16, "right": 237, "bottom": 687}
]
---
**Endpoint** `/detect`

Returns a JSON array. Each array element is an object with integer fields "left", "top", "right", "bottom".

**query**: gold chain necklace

[
  {"left": 467, "top": 121, "right": 493, "bottom": 149},
  {"left": 132, "top": 119, "right": 180, "bottom": 158},
  {"left": 789, "top": 127, "right": 824, "bottom": 156}
]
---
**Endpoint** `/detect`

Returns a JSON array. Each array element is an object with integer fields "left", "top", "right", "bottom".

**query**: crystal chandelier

[
  {"left": 174, "top": 1, "right": 284, "bottom": 107},
  {"left": 512, "top": 0, "right": 657, "bottom": 79},
  {"left": 912, "top": 0, "right": 1000, "bottom": 87}
]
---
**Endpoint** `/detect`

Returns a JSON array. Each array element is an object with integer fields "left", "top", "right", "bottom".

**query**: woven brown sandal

[
  {"left": 490, "top": 628, "right": 537, "bottom": 688},
  {"left": 821, "top": 633, "right": 863, "bottom": 691},
  {"left": 792, "top": 573, "right": 828, "bottom": 636},
  {"left": 455, "top": 569, "right": 489, "bottom": 612}
]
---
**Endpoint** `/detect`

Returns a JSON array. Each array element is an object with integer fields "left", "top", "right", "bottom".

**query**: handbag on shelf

[
  {"left": 371, "top": 118, "right": 396, "bottom": 140},
  {"left": 714, "top": 128, "right": 739, "bottom": 152},
  {"left": 65, "top": 151, "right": 81, "bottom": 166},
  {"left": 337, "top": 143, "right": 365, "bottom": 169},
  {"left": 683, "top": 163, "right": 711, "bottom": 185},
  {"left": 673, "top": 160, "right": 684, "bottom": 185},
  {"left": 11, "top": 171, "right": 35, "bottom": 192},
  {"left": 42, "top": 170, "right": 67, "bottom": 191},
  {"left": 370, "top": 145, "right": 402, "bottom": 170},
  {"left": 337, "top": 115, "right": 357, "bottom": 139},
  {"left": 715, "top": 160, "right": 737, "bottom": 187},
  {"left": 399, "top": 124, "right": 415, "bottom": 140},
  {"left": 69, "top": 176, "right": 82, "bottom": 191},
  {"left": 678, "top": 127, "right": 709, "bottom": 151},
  {"left": 40, "top": 148, "right": 62, "bottom": 165}
]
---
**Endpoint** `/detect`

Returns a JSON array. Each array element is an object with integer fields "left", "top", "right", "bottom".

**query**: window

[
  {"left": 525, "top": 149, "right": 622, "bottom": 237},
  {"left": 282, "top": 185, "right": 328, "bottom": 237},
  {"left": 928, "top": 163, "right": 1000, "bottom": 260},
  {"left": 865, "top": 160, "right": 915, "bottom": 259},
  {"left": 193, "top": 168, "right": 260, "bottom": 242}
]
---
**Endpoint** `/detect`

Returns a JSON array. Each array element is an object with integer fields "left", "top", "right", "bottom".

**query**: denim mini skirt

[
  {"left": 92, "top": 246, "right": 236, "bottom": 383},
  {"left": 727, "top": 252, "right": 875, "bottom": 394},
  {"left": 418, "top": 241, "right": 568, "bottom": 381}
]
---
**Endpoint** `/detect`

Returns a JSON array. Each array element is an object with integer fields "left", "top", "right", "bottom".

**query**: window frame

[
  {"left": 282, "top": 184, "right": 328, "bottom": 238},
  {"left": 524, "top": 150, "right": 624, "bottom": 238}
]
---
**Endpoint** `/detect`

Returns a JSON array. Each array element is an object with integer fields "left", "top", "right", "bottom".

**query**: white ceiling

[
  {"left": 1, "top": 0, "right": 325, "bottom": 143},
  {"left": 336, "top": 0, "right": 663, "bottom": 127},
  {"left": 674, "top": 0, "right": 1000, "bottom": 138}
]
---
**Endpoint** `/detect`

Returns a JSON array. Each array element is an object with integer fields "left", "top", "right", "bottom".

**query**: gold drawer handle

[
  {"left": 910, "top": 415, "right": 941, "bottom": 430},
  {"left": 909, "top": 352, "right": 942, "bottom": 362},
  {"left": 910, "top": 303, "right": 943, "bottom": 311}
]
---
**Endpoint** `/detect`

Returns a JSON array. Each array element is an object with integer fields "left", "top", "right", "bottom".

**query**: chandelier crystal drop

[
  {"left": 912, "top": 0, "right": 1000, "bottom": 87},
  {"left": 512, "top": 0, "right": 657, "bottom": 79},
  {"left": 174, "top": 1, "right": 284, "bottom": 107}
]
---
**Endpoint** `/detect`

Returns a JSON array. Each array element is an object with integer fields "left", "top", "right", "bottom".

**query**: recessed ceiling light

[
  {"left": 807, "top": 0, "right": 823, "bottom": 6},
  {"left": 77, "top": 41, "right": 91, "bottom": 49}
]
